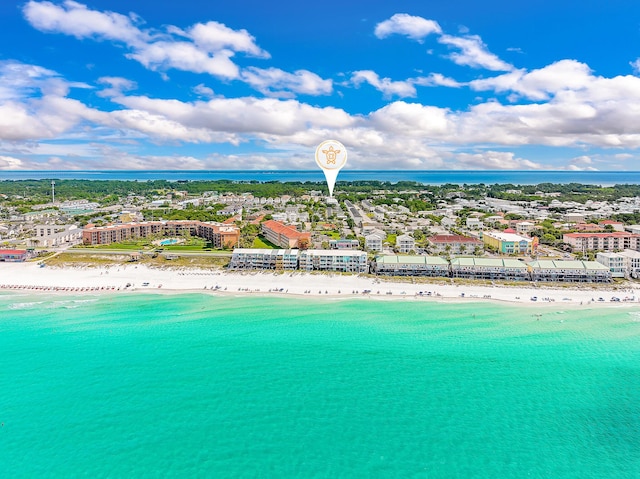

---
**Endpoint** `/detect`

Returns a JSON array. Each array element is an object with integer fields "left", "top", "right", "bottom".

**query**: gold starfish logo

[{"left": 321, "top": 145, "right": 340, "bottom": 164}]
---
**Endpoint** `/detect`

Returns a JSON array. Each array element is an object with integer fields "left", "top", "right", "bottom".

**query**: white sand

[{"left": 1, "top": 262, "right": 638, "bottom": 307}]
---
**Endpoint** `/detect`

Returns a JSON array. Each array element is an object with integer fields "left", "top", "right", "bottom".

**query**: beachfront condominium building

[
  {"left": 395, "top": 234, "right": 415, "bottom": 253},
  {"left": 261, "top": 220, "right": 311, "bottom": 249},
  {"left": 298, "top": 249, "right": 368, "bottom": 273},
  {"left": 596, "top": 249, "right": 640, "bottom": 279},
  {"left": 372, "top": 255, "right": 449, "bottom": 277},
  {"left": 482, "top": 231, "right": 537, "bottom": 255},
  {"left": 82, "top": 220, "right": 240, "bottom": 248},
  {"left": 528, "top": 260, "right": 611, "bottom": 283},
  {"left": 450, "top": 257, "right": 529, "bottom": 281},
  {"left": 621, "top": 249, "right": 640, "bottom": 278},
  {"left": 427, "top": 234, "right": 483, "bottom": 255},
  {"left": 229, "top": 248, "right": 299, "bottom": 270},
  {"left": 28, "top": 224, "right": 83, "bottom": 247},
  {"left": 595, "top": 253, "right": 626, "bottom": 278},
  {"left": 562, "top": 232, "right": 640, "bottom": 253}
]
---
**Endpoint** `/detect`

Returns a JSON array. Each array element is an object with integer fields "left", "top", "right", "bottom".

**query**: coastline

[{"left": 1, "top": 262, "right": 637, "bottom": 308}]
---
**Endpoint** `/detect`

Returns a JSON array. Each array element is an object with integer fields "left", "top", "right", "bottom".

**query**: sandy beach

[{"left": 0, "top": 262, "right": 637, "bottom": 307}]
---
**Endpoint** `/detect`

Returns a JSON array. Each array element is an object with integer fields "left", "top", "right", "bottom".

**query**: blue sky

[{"left": 2, "top": 0, "right": 640, "bottom": 170}]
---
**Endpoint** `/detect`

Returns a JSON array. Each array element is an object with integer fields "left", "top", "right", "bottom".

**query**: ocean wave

[
  {"left": 7, "top": 301, "right": 46, "bottom": 310},
  {"left": 628, "top": 311, "right": 640, "bottom": 322}
]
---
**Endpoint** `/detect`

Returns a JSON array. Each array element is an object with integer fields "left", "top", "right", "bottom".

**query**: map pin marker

[{"left": 315, "top": 140, "right": 347, "bottom": 197}]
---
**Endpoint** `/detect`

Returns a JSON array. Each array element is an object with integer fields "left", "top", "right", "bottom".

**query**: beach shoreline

[{"left": 1, "top": 262, "right": 638, "bottom": 308}]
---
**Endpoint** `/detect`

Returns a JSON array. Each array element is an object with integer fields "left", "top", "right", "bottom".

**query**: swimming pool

[{"left": 159, "top": 239, "right": 178, "bottom": 246}]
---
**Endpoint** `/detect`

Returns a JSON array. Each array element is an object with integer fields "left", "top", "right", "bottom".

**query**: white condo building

[{"left": 299, "top": 249, "right": 368, "bottom": 273}]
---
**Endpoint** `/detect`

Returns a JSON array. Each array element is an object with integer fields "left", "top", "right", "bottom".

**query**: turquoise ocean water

[{"left": 1, "top": 293, "right": 640, "bottom": 478}]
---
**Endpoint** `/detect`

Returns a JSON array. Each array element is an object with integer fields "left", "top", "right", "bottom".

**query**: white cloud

[
  {"left": 0, "top": 155, "right": 27, "bottom": 169},
  {"left": 23, "top": 0, "right": 146, "bottom": 45},
  {"left": 23, "top": 1, "right": 334, "bottom": 97},
  {"left": 0, "top": 60, "right": 90, "bottom": 100},
  {"left": 108, "top": 95, "right": 355, "bottom": 137},
  {"left": 186, "top": 21, "right": 269, "bottom": 58},
  {"left": 455, "top": 151, "right": 543, "bottom": 170},
  {"left": 374, "top": 14, "right": 512, "bottom": 73},
  {"left": 470, "top": 60, "right": 592, "bottom": 100},
  {"left": 570, "top": 155, "right": 593, "bottom": 166},
  {"left": 97, "top": 77, "right": 137, "bottom": 98},
  {"left": 374, "top": 13, "right": 442, "bottom": 41},
  {"left": 413, "top": 73, "right": 462, "bottom": 88},
  {"left": 193, "top": 84, "right": 215, "bottom": 98},
  {"left": 351, "top": 70, "right": 416, "bottom": 98},
  {"left": 126, "top": 41, "right": 240, "bottom": 79},
  {"left": 368, "top": 101, "right": 450, "bottom": 135},
  {"left": 240, "top": 68, "right": 333, "bottom": 97},
  {"left": 438, "top": 34, "right": 513, "bottom": 71},
  {"left": 24, "top": 1, "right": 247, "bottom": 80}
]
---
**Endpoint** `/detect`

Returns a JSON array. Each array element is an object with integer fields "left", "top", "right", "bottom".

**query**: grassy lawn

[
  {"left": 252, "top": 236, "right": 278, "bottom": 249},
  {"left": 77, "top": 237, "right": 216, "bottom": 252}
]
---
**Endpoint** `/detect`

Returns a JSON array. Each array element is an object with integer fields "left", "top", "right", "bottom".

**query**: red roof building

[
  {"left": 261, "top": 220, "right": 311, "bottom": 249},
  {"left": 0, "top": 249, "right": 27, "bottom": 262}
]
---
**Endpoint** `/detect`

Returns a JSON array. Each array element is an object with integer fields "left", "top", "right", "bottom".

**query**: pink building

[{"left": 563, "top": 232, "right": 640, "bottom": 252}]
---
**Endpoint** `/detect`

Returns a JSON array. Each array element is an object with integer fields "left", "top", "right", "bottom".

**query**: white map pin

[{"left": 315, "top": 140, "right": 347, "bottom": 197}]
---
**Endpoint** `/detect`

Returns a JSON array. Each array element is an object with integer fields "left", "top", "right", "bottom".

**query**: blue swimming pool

[{"left": 159, "top": 239, "right": 178, "bottom": 246}]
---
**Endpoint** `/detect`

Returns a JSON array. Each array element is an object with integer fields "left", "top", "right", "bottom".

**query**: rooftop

[{"left": 375, "top": 255, "right": 448, "bottom": 265}]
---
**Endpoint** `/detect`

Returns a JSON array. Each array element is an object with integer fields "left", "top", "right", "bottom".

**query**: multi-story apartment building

[
  {"left": 596, "top": 249, "right": 640, "bottom": 278},
  {"left": 529, "top": 260, "right": 611, "bottom": 282},
  {"left": 229, "top": 249, "right": 299, "bottom": 270},
  {"left": 82, "top": 220, "right": 240, "bottom": 248},
  {"left": 261, "top": 220, "right": 310, "bottom": 249},
  {"left": 372, "top": 255, "right": 449, "bottom": 277},
  {"left": 427, "top": 234, "right": 483, "bottom": 255},
  {"left": 298, "top": 249, "right": 368, "bottom": 273},
  {"left": 450, "top": 258, "right": 529, "bottom": 281},
  {"left": 563, "top": 232, "right": 640, "bottom": 252},
  {"left": 596, "top": 252, "right": 626, "bottom": 277},
  {"left": 621, "top": 249, "right": 640, "bottom": 278},
  {"left": 29, "top": 224, "right": 83, "bottom": 247},
  {"left": 482, "top": 231, "right": 536, "bottom": 255}
]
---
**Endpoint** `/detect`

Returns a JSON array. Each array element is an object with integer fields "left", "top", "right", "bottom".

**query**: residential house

[
  {"left": 395, "top": 234, "right": 415, "bottom": 253},
  {"left": 365, "top": 231, "right": 385, "bottom": 252}
]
